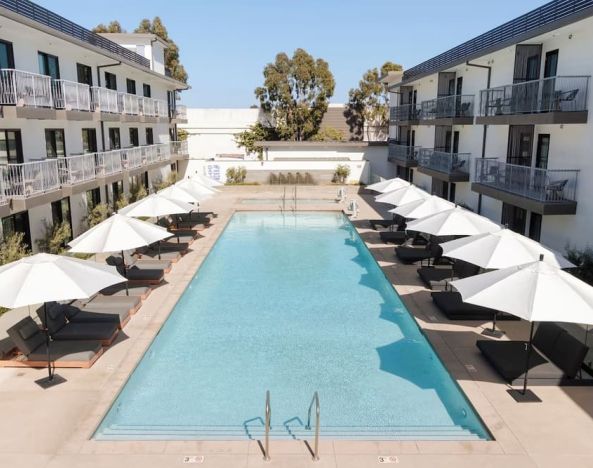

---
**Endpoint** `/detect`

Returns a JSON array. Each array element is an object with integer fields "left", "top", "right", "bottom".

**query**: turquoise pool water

[{"left": 95, "top": 212, "right": 489, "bottom": 441}]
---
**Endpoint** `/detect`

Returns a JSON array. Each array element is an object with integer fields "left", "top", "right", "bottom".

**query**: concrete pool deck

[{"left": 0, "top": 185, "right": 592, "bottom": 467}]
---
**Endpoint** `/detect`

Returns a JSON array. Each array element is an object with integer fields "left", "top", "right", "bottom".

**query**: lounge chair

[
  {"left": 1, "top": 317, "right": 103, "bottom": 369},
  {"left": 44, "top": 302, "right": 128, "bottom": 329},
  {"left": 100, "top": 283, "right": 152, "bottom": 300},
  {"left": 156, "top": 217, "right": 201, "bottom": 238},
  {"left": 37, "top": 306, "right": 119, "bottom": 346},
  {"left": 71, "top": 294, "right": 142, "bottom": 316},
  {"left": 396, "top": 242, "right": 443, "bottom": 265},
  {"left": 121, "top": 251, "right": 173, "bottom": 273},
  {"left": 477, "top": 323, "right": 590, "bottom": 386},
  {"left": 379, "top": 231, "right": 407, "bottom": 245},
  {"left": 431, "top": 291, "right": 519, "bottom": 321},
  {"left": 418, "top": 261, "right": 480, "bottom": 290},
  {"left": 369, "top": 219, "right": 397, "bottom": 231}
]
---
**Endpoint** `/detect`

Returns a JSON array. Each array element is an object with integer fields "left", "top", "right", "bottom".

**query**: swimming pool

[{"left": 95, "top": 212, "right": 490, "bottom": 441}]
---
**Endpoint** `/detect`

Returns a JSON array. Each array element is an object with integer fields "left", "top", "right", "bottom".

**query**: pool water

[{"left": 95, "top": 212, "right": 490, "bottom": 441}]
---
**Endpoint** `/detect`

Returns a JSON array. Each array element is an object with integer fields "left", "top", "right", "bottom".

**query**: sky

[{"left": 35, "top": 0, "right": 546, "bottom": 108}]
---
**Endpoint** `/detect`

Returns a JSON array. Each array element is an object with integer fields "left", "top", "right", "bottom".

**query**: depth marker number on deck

[
  {"left": 183, "top": 455, "right": 204, "bottom": 464},
  {"left": 378, "top": 455, "right": 399, "bottom": 464}
]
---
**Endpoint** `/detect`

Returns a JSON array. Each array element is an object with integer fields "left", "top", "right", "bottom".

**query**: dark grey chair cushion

[
  {"left": 548, "top": 331, "right": 589, "bottom": 379},
  {"left": 26, "top": 340, "right": 103, "bottom": 363},
  {"left": 533, "top": 322, "right": 563, "bottom": 357},
  {"left": 6, "top": 317, "right": 45, "bottom": 356},
  {"left": 418, "top": 268, "right": 454, "bottom": 289},
  {"left": 379, "top": 231, "right": 407, "bottom": 245},
  {"left": 431, "top": 292, "right": 519, "bottom": 320},
  {"left": 49, "top": 321, "right": 117, "bottom": 342}
]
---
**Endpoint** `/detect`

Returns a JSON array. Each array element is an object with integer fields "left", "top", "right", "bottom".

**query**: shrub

[
  {"left": 85, "top": 203, "right": 111, "bottom": 228},
  {"left": 115, "top": 194, "right": 129, "bottom": 210},
  {"left": 0, "top": 232, "right": 30, "bottom": 265},
  {"left": 130, "top": 183, "right": 148, "bottom": 203},
  {"left": 566, "top": 246, "right": 593, "bottom": 286},
  {"left": 153, "top": 171, "right": 178, "bottom": 191},
  {"left": 36, "top": 221, "right": 71, "bottom": 254},
  {"left": 226, "top": 166, "right": 247, "bottom": 184},
  {"left": 268, "top": 173, "right": 278, "bottom": 185},
  {"left": 333, "top": 164, "right": 351, "bottom": 183}
]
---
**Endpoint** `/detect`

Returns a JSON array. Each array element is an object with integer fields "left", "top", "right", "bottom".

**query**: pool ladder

[{"left": 262, "top": 390, "right": 320, "bottom": 462}]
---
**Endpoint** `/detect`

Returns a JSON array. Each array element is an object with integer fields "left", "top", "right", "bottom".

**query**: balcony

[
  {"left": 173, "top": 105, "right": 188, "bottom": 123},
  {"left": 389, "top": 104, "right": 420, "bottom": 125},
  {"left": 95, "top": 150, "right": 123, "bottom": 178},
  {"left": 388, "top": 141, "right": 420, "bottom": 167},
  {"left": 118, "top": 92, "right": 141, "bottom": 122},
  {"left": 0, "top": 69, "right": 56, "bottom": 119},
  {"left": 419, "top": 95, "right": 474, "bottom": 125},
  {"left": 472, "top": 158, "right": 578, "bottom": 215},
  {"left": 0, "top": 159, "right": 61, "bottom": 211},
  {"left": 52, "top": 79, "right": 92, "bottom": 120},
  {"left": 90, "top": 87, "right": 119, "bottom": 118},
  {"left": 170, "top": 140, "right": 189, "bottom": 159},
  {"left": 417, "top": 149, "right": 471, "bottom": 182},
  {"left": 121, "top": 147, "right": 143, "bottom": 170},
  {"left": 477, "top": 76, "right": 590, "bottom": 125},
  {"left": 58, "top": 154, "right": 96, "bottom": 187}
]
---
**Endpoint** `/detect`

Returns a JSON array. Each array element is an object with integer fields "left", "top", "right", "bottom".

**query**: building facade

[
  {"left": 388, "top": 0, "right": 593, "bottom": 251},
  {"left": 0, "top": 0, "right": 189, "bottom": 251}
]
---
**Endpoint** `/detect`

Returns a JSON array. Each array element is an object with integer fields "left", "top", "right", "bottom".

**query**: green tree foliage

[
  {"left": 177, "top": 129, "right": 188, "bottom": 141},
  {"left": 333, "top": 164, "right": 351, "bottom": 184},
  {"left": 92, "top": 21, "right": 126, "bottom": 33},
  {"left": 85, "top": 203, "right": 111, "bottom": 228},
  {"left": 129, "top": 183, "right": 148, "bottom": 203},
  {"left": 255, "top": 49, "right": 335, "bottom": 141},
  {"left": 135, "top": 17, "right": 188, "bottom": 83},
  {"left": 36, "top": 221, "right": 71, "bottom": 255},
  {"left": 566, "top": 246, "right": 593, "bottom": 285},
  {"left": 0, "top": 232, "right": 30, "bottom": 265},
  {"left": 345, "top": 61, "right": 402, "bottom": 140},
  {"left": 153, "top": 171, "right": 178, "bottom": 191},
  {"left": 225, "top": 166, "right": 247, "bottom": 184},
  {"left": 310, "top": 127, "right": 345, "bottom": 142},
  {"left": 234, "top": 122, "right": 278, "bottom": 160},
  {"left": 115, "top": 194, "right": 129, "bottom": 211}
]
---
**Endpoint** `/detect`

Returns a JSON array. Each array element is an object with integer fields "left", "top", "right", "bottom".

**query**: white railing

[
  {"left": 118, "top": 92, "right": 140, "bottom": 115},
  {"left": 156, "top": 143, "right": 171, "bottom": 161},
  {"left": 52, "top": 80, "right": 91, "bottom": 111},
  {"left": 155, "top": 99, "right": 168, "bottom": 118},
  {"left": 139, "top": 96, "right": 156, "bottom": 117},
  {"left": 0, "top": 177, "right": 7, "bottom": 205},
  {"left": 175, "top": 104, "right": 187, "bottom": 120},
  {"left": 0, "top": 159, "right": 60, "bottom": 198},
  {"left": 95, "top": 150, "right": 123, "bottom": 177},
  {"left": 170, "top": 140, "right": 188, "bottom": 156},
  {"left": 143, "top": 145, "right": 158, "bottom": 164},
  {"left": 90, "top": 87, "right": 119, "bottom": 113},
  {"left": 58, "top": 154, "right": 96, "bottom": 185},
  {"left": 121, "top": 147, "right": 143, "bottom": 169},
  {"left": 0, "top": 69, "right": 53, "bottom": 108}
]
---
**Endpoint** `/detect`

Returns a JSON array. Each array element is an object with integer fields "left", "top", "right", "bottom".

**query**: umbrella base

[
  {"left": 35, "top": 373, "right": 67, "bottom": 389},
  {"left": 507, "top": 388, "right": 541, "bottom": 403},
  {"left": 482, "top": 328, "right": 505, "bottom": 338}
]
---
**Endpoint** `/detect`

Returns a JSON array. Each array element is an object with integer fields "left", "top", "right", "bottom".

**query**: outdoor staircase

[{"left": 96, "top": 423, "right": 483, "bottom": 441}]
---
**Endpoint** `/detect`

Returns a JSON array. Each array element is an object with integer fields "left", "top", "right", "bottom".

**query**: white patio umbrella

[
  {"left": 189, "top": 172, "right": 223, "bottom": 189},
  {"left": 118, "top": 193, "right": 195, "bottom": 218},
  {"left": 442, "top": 228, "right": 574, "bottom": 337},
  {"left": 389, "top": 195, "right": 455, "bottom": 220},
  {"left": 375, "top": 185, "right": 429, "bottom": 207},
  {"left": 451, "top": 257, "right": 593, "bottom": 401},
  {"left": 367, "top": 177, "right": 410, "bottom": 193},
  {"left": 0, "top": 253, "right": 125, "bottom": 387},
  {"left": 158, "top": 184, "right": 213, "bottom": 204},
  {"left": 406, "top": 207, "right": 501, "bottom": 237}
]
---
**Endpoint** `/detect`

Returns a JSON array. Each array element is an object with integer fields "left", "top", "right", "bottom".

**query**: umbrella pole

[
  {"left": 507, "top": 321, "right": 541, "bottom": 402},
  {"left": 482, "top": 311, "right": 504, "bottom": 338},
  {"left": 121, "top": 250, "right": 129, "bottom": 296},
  {"left": 34, "top": 303, "right": 65, "bottom": 388}
]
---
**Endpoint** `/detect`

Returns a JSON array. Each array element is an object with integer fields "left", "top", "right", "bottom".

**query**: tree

[
  {"left": 310, "top": 127, "right": 345, "bottom": 142},
  {"left": 255, "top": 49, "right": 335, "bottom": 141},
  {"left": 234, "top": 122, "right": 278, "bottom": 160},
  {"left": 135, "top": 17, "right": 188, "bottom": 83},
  {"left": 345, "top": 61, "right": 402, "bottom": 141},
  {"left": 92, "top": 21, "right": 126, "bottom": 33}
]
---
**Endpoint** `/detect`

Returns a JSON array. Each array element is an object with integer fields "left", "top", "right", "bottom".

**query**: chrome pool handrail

[
  {"left": 306, "top": 391, "right": 320, "bottom": 461},
  {"left": 264, "top": 390, "right": 271, "bottom": 461}
]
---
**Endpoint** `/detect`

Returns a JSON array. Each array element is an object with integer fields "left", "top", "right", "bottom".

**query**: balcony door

[
  {"left": 0, "top": 129, "right": 23, "bottom": 164},
  {"left": 513, "top": 44, "right": 541, "bottom": 113},
  {"left": 38, "top": 51, "right": 60, "bottom": 79},
  {"left": 108, "top": 128, "right": 121, "bottom": 150},
  {"left": 45, "top": 129, "right": 66, "bottom": 158},
  {"left": 542, "top": 50, "right": 559, "bottom": 111},
  {"left": 535, "top": 134, "right": 550, "bottom": 169},
  {"left": 434, "top": 126, "right": 454, "bottom": 152},
  {"left": 0, "top": 40, "right": 14, "bottom": 69},
  {"left": 82, "top": 128, "right": 97, "bottom": 153},
  {"left": 51, "top": 197, "right": 72, "bottom": 243},
  {"left": 76, "top": 63, "right": 93, "bottom": 86},
  {"left": 507, "top": 125, "right": 534, "bottom": 166},
  {"left": 104, "top": 72, "right": 117, "bottom": 91},
  {"left": 1, "top": 211, "right": 31, "bottom": 249},
  {"left": 501, "top": 203, "right": 527, "bottom": 235}
]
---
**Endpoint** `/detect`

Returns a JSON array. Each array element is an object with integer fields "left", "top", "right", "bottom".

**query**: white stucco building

[
  {"left": 388, "top": 0, "right": 593, "bottom": 251},
  {"left": 0, "top": 1, "right": 188, "bottom": 251}
]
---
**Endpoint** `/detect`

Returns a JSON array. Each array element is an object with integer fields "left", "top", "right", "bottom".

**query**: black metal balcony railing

[
  {"left": 389, "top": 104, "right": 421, "bottom": 122},
  {"left": 0, "top": 0, "right": 150, "bottom": 69},
  {"left": 418, "top": 149, "right": 471, "bottom": 175},
  {"left": 473, "top": 158, "right": 579, "bottom": 203},
  {"left": 388, "top": 142, "right": 421, "bottom": 163},
  {"left": 420, "top": 95, "right": 475, "bottom": 120},
  {"left": 479, "top": 76, "right": 590, "bottom": 116},
  {"left": 402, "top": 0, "right": 593, "bottom": 83}
]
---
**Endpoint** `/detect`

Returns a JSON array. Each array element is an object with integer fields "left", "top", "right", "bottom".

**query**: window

[
  {"left": 143, "top": 83, "right": 151, "bottom": 98},
  {"left": 535, "top": 134, "right": 550, "bottom": 170},
  {"left": 112, "top": 180, "right": 123, "bottom": 209},
  {"left": 76, "top": 63, "right": 93, "bottom": 86},
  {"left": 108, "top": 128, "right": 121, "bottom": 150},
  {"left": 528, "top": 213, "right": 542, "bottom": 242},
  {"left": 82, "top": 128, "right": 97, "bottom": 153},
  {"left": 0, "top": 39, "right": 15, "bottom": 69},
  {"left": 51, "top": 198, "right": 72, "bottom": 242},
  {"left": 45, "top": 129, "right": 66, "bottom": 158},
  {"left": 2, "top": 211, "right": 31, "bottom": 249},
  {"left": 143, "top": 171, "right": 149, "bottom": 190},
  {"left": 38, "top": 51, "right": 60, "bottom": 79},
  {"left": 129, "top": 128, "right": 139, "bottom": 147},
  {"left": 0, "top": 130, "right": 23, "bottom": 164},
  {"left": 105, "top": 72, "right": 117, "bottom": 91},
  {"left": 145, "top": 128, "right": 154, "bottom": 145},
  {"left": 126, "top": 78, "right": 136, "bottom": 95},
  {"left": 501, "top": 203, "right": 527, "bottom": 235},
  {"left": 86, "top": 188, "right": 101, "bottom": 210}
]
